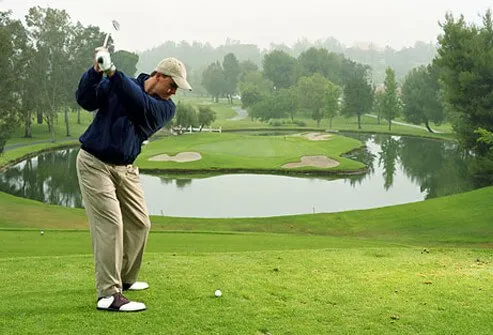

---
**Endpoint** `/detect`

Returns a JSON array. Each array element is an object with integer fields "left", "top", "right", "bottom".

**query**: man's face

[{"left": 154, "top": 73, "right": 178, "bottom": 99}]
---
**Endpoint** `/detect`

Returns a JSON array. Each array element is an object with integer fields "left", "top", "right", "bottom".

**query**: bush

[{"left": 292, "top": 120, "right": 306, "bottom": 126}]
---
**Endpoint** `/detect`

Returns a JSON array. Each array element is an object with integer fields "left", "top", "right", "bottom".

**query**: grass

[
  {"left": 0, "top": 231, "right": 491, "bottom": 334},
  {"left": 1, "top": 185, "right": 493, "bottom": 246},
  {"left": 136, "top": 132, "right": 365, "bottom": 174},
  {"left": 2, "top": 97, "right": 492, "bottom": 334}
]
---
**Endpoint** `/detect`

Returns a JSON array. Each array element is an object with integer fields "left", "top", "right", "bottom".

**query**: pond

[{"left": 0, "top": 133, "right": 480, "bottom": 218}]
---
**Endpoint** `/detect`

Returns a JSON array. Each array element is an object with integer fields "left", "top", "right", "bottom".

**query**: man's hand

[{"left": 94, "top": 47, "right": 116, "bottom": 75}]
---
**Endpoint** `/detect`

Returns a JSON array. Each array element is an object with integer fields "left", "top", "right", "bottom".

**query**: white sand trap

[
  {"left": 282, "top": 155, "right": 340, "bottom": 169},
  {"left": 149, "top": 152, "right": 202, "bottom": 163},
  {"left": 304, "top": 132, "right": 333, "bottom": 141}
]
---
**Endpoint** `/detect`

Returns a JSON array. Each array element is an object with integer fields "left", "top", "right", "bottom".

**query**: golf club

[
  {"left": 103, "top": 20, "right": 120, "bottom": 48},
  {"left": 98, "top": 20, "right": 120, "bottom": 65}
]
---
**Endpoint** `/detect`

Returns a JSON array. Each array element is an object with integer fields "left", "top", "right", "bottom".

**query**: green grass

[
  {"left": 7, "top": 110, "right": 94, "bottom": 145},
  {"left": 2, "top": 99, "right": 492, "bottom": 334},
  {"left": 2, "top": 186, "right": 493, "bottom": 246},
  {"left": 0, "top": 141, "right": 79, "bottom": 168},
  {"left": 0, "top": 231, "right": 491, "bottom": 334},
  {"left": 136, "top": 132, "right": 365, "bottom": 174}
]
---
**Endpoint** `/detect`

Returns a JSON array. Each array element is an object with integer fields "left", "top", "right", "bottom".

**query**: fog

[{"left": 1, "top": 0, "right": 491, "bottom": 52}]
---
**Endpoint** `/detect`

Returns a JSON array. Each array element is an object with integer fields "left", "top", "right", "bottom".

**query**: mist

[{"left": 2, "top": 0, "right": 491, "bottom": 52}]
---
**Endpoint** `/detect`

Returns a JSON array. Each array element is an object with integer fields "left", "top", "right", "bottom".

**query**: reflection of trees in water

[
  {"left": 378, "top": 136, "right": 400, "bottom": 190},
  {"left": 398, "top": 137, "right": 473, "bottom": 199},
  {"left": 342, "top": 133, "right": 376, "bottom": 187},
  {"left": 158, "top": 176, "right": 192, "bottom": 189},
  {"left": 175, "top": 179, "right": 192, "bottom": 189},
  {"left": 0, "top": 149, "right": 83, "bottom": 207},
  {"left": 344, "top": 134, "right": 401, "bottom": 189},
  {"left": 342, "top": 133, "right": 476, "bottom": 197},
  {"left": 345, "top": 147, "right": 376, "bottom": 186}
]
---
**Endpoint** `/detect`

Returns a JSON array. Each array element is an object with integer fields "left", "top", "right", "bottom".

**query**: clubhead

[
  {"left": 112, "top": 20, "right": 120, "bottom": 31},
  {"left": 102, "top": 20, "right": 120, "bottom": 48}
]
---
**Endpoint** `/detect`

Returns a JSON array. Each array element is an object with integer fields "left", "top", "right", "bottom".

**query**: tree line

[{"left": 136, "top": 38, "right": 437, "bottom": 93}]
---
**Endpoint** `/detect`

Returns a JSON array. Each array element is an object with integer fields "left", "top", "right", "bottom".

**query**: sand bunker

[
  {"left": 149, "top": 152, "right": 202, "bottom": 163},
  {"left": 304, "top": 132, "right": 332, "bottom": 141},
  {"left": 282, "top": 156, "right": 340, "bottom": 169}
]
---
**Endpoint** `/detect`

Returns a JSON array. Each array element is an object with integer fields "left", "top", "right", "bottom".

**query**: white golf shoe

[
  {"left": 123, "top": 281, "right": 150, "bottom": 291},
  {"left": 96, "top": 292, "right": 146, "bottom": 312}
]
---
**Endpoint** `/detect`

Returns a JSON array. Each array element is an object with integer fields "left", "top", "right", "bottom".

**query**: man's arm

[
  {"left": 75, "top": 67, "right": 104, "bottom": 111},
  {"left": 109, "top": 71, "right": 176, "bottom": 137}
]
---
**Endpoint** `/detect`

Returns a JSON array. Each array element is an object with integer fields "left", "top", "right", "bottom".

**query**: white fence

[{"left": 172, "top": 126, "right": 222, "bottom": 134}]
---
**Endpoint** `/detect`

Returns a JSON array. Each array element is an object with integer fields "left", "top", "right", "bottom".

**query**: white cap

[{"left": 154, "top": 57, "right": 192, "bottom": 91}]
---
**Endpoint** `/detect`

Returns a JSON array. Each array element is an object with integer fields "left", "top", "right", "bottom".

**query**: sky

[{"left": 1, "top": 0, "right": 492, "bottom": 53}]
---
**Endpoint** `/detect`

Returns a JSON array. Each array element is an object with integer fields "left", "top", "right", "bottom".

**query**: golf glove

[{"left": 95, "top": 48, "right": 116, "bottom": 74}]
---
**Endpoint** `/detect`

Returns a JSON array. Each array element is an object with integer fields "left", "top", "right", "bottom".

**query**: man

[{"left": 75, "top": 47, "right": 192, "bottom": 312}]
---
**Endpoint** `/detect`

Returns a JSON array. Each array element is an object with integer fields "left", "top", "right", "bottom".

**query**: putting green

[{"left": 136, "top": 132, "right": 365, "bottom": 173}]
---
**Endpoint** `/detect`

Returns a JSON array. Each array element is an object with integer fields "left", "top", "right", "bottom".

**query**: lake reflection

[{"left": 0, "top": 133, "right": 480, "bottom": 217}]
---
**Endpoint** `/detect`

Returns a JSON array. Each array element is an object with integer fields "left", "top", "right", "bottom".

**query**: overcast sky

[{"left": 1, "top": 0, "right": 492, "bottom": 52}]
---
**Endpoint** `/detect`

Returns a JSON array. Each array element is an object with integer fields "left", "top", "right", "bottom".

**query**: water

[{"left": 0, "top": 133, "right": 480, "bottom": 217}]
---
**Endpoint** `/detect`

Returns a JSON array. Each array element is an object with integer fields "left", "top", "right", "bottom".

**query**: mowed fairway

[
  {"left": 135, "top": 132, "right": 365, "bottom": 173},
  {"left": 0, "top": 230, "right": 492, "bottom": 335}
]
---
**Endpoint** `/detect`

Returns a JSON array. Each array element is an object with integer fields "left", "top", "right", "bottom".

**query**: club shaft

[{"left": 103, "top": 33, "right": 110, "bottom": 47}]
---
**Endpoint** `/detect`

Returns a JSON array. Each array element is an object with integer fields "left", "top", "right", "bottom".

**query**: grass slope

[{"left": 1, "top": 185, "right": 493, "bottom": 246}]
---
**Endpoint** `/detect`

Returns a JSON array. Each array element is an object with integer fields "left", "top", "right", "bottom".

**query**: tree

[
  {"left": 324, "top": 81, "right": 342, "bottom": 129},
  {"left": 382, "top": 67, "right": 400, "bottom": 131},
  {"left": 274, "top": 87, "right": 299, "bottom": 122},
  {"left": 238, "top": 71, "right": 274, "bottom": 116},
  {"left": 341, "top": 63, "right": 374, "bottom": 129},
  {"left": 67, "top": 22, "right": 106, "bottom": 125},
  {"left": 475, "top": 128, "right": 493, "bottom": 148},
  {"left": 24, "top": 7, "right": 74, "bottom": 141},
  {"left": 372, "top": 89, "right": 385, "bottom": 125},
  {"left": 239, "top": 84, "right": 265, "bottom": 113},
  {"left": 263, "top": 50, "right": 299, "bottom": 90},
  {"left": 174, "top": 102, "right": 197, "bottom": 133},
  {"left": 401, "top": 65, "right": 444, "bottom": 133},
  {"left": 239, "top": 60, "right": 258, "bottom": 81},
  {"left": 434, "top": 9, "right": 493, "bottom": 155},
  {"left": 201, "top": 61, "right": 225, "bottom": 102},
  {"left": 222, "top": 53, "right": 241, "bottom": 104},
  {"left": 248, "top": 96, "right": 281, "bottom": 122},
  {"left": 113, "top": 50, "right": 139, "bottom": 77},
  {"left": 0, "top": 11, "right": 24, "bottom": 153},
  {"left": 197, "top": 106, "right": 216, "bottom": 130},
  {"left": 297, "top": 73, "right": 333, "bottom": 127},
  {"left": 298, "top": 47, "right": 344, "bottom": 84}
]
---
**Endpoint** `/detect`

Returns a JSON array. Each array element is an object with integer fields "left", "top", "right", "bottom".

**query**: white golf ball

[
  {"left": 40, "top": 230, "right": 44, "bottom": 235},
  {"left": 214, "top": 289, "right": 222, "bottom": 297}
]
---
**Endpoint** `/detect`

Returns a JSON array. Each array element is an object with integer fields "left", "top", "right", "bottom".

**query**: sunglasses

[
  {"left": 161, "top": 74, "right": 178, "bottom": 90},
  {"left": 169, "top": 78, "right": 178, "bottom": 90}
]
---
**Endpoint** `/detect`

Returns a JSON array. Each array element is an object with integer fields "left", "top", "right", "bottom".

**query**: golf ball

[
  {"left": 40, "top": 230, "right": 44, "bottom": 235},
  {"left": 214, "top": 289, "right": 222, "bottom": 297}
]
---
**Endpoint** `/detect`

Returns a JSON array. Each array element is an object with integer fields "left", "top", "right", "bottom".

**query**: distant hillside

[{"left": 136, "top": 37, "right": 436, "bottom": 87}]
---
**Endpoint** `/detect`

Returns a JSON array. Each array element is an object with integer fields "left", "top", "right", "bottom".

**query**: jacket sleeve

[
  {"left": 109, "top": 71, "right": 176, "bottom": 137},
  {"left": 75, "top": 67, "right": 104, "bottom": 112}
]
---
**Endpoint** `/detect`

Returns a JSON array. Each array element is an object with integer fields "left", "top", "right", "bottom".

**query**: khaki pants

[{"left": 76, "top": 149, "right": 151, "bottom": 298}]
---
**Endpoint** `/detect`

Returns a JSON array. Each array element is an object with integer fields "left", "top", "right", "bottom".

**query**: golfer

[{"left": 75, "top": 47, "right": 192, "bottom": 312}]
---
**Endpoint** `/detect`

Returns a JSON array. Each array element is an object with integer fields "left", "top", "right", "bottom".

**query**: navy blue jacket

[{"left": 76, "top": 68, "right": 176, "bottom": 165}]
